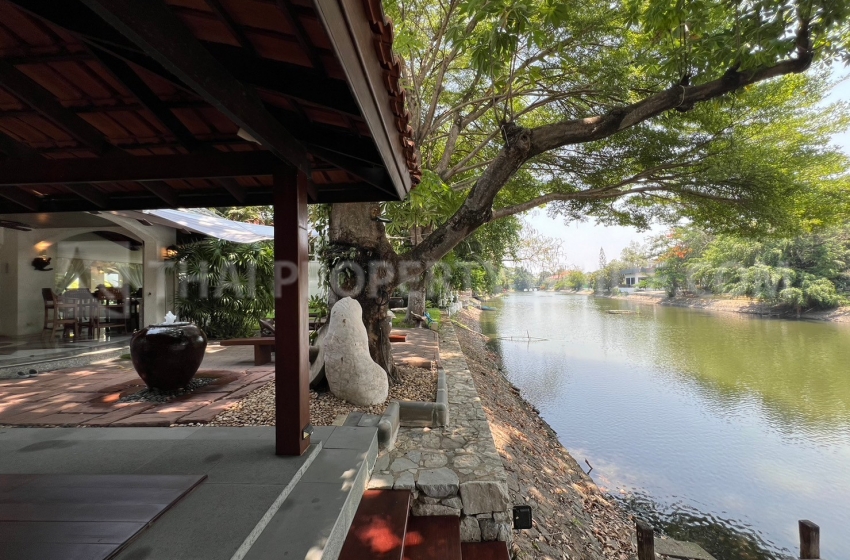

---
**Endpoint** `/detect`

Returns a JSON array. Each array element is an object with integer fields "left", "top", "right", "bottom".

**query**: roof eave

[{"left": 313, "top": 0, "right": 413, "bottom": 201}]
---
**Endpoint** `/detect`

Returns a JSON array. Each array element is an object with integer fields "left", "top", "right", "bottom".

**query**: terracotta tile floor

[{"left": 0, "top": 348, "right": 273, "bottom": 427}]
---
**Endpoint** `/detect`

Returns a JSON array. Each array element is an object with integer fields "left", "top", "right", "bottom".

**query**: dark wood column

[{"left": 273, "top": 167, "right": 311, "bottom": 456}]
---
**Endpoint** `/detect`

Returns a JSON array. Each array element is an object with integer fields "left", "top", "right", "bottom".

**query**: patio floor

[
  {"left": 0, "top": 426, "right": 378, "bottom": 560},
  {"left": 0, "top": 346, "right": 273, "bottom": 427}
]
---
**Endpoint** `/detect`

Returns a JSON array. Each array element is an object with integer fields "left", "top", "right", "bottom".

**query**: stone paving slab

[{"left": 0, "top": 347, "right": 274, "bottom": 427}]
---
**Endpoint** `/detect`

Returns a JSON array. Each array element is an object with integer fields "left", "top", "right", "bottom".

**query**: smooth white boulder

[{"left": 324, "top": 297, "right": 388, "bottom": 406}]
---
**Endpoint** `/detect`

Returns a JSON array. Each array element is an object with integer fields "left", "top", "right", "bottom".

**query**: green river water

[{"left": 477, "top": 292, "right": 850, "bottom": 559}]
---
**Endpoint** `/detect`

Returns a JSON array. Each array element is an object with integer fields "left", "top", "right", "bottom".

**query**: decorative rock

[
  {"left": 324, "top": 297, "right": 388, "bottom": 406},
  {"left": 460, "top": 481, "right": 510, "bottom": 515},
  {"left": 460, "top": 516, "right": 482, "bottom": 542},
  {"left": 417, "top": 467, "right": 458, "bottom": 498},
  {"left": 394, "top": 472, "right": 415, "bottom": 491},
  {"left": 412, "top": 501, "right": 461, "bottom": 517}
]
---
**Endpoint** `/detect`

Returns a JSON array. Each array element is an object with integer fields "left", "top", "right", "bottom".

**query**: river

[{"left": 477, "top": 292, "right": 850, "bottom": 560}]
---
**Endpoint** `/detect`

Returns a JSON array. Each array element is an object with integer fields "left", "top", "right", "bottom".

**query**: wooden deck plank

[
  {"left": 0, "top": 542, "right": 117, "bottom": 560},
  {"left": 1, "top": 486, "right": 193, "bottom": 504},
  {"left": 0, "top": 474, "right": 205, "bottom": 560},
  {"left": 0, "top": 503, "right": 172, "bottom": 522},
  {"left": 403, "top": 516, "right": 461, "bottom": 560},
  {"left": 0, "top": 521, "right": 145, "bottom": 543},
  {"left": 339, "top": 490, "right": 411, "bottom": 560},
  {"left": 460, "top": 541, "right": 510, "bottom": 560}
]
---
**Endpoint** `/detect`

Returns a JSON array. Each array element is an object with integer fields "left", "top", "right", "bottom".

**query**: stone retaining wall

[{"left": 368, "top": 321, "right": 511, "bottom": 542}]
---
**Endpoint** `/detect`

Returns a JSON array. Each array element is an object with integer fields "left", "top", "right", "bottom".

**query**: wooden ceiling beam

[
  {"left": 0, "top": 151, "right": 279, "bottom": 185},
  {"left": 141, "top": 181, "right": 180, "bottom": 207},
  {"left": 88, "top": 48, "right": 202, "bottom": 152},
  {"left": 203, "top": 0, "right": 259, "bottom": 57},
  {"left": 65, "top": 183, "right": 109, "bottom": 208},
  {"left": 85, "top": 48, "right": 251, "bottom": 206},
  {"left": 80, "top": 0, "right": 310, "bottom": 176},
  {"left": 202, "top": 43, "right": 360, "bottom": 117},
  {"left": 0, "top": 62, "right": 120, "bottom": 155},
  {"left": 275, "top": 0, "right": 326, "bottom": 74},
  {"left": 0, "top": 186, "right": 42, "bottom": 211}
]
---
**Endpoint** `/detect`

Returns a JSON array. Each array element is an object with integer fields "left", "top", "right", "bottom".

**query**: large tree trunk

[
  {"left": 328, "top": 203, "right": 400, "bottom": 382},
  {"left": 406, "top": 273, "right": 427, "bottom": 324}
]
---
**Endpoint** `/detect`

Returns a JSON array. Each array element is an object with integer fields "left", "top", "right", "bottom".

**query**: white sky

[{"left": 526, "top": 70, "right": 850, "bottom": 271}]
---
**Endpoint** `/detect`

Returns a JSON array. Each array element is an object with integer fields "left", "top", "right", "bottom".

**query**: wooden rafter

[
  {"left": 0, "top": 61, "right": 120, "bottom": 155},
  {"left": 80, "top": 0, "right": 310, "bottom": 175},
  {"left": 65, "top": 183, "right": 109, "bottom": 208},
  {"left": 0, "top": 151, "right": 279, "bottom": 185},
  {"left": 203, "top": 0, "right": 259, "bottom": 57},
  {"left": 275, "top": 0, "right": 326, "bottom": 74}
]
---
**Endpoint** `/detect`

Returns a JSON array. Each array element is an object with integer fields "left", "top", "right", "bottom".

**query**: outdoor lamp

[{"left": 31, "top": 256, "right": 53, "bottom": 271}]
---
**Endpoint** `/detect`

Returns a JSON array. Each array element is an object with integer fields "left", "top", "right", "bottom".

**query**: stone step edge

[
  {"left": 0, "top": 344, "right": 130, "bottom": 378},
  {"left": 227, "top": 442, "right": 323, "bottom": 560}
]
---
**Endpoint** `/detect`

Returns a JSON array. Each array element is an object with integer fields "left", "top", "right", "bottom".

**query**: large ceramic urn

[{"left": 130, "top": 319, "right": 207, "bottom": 391}]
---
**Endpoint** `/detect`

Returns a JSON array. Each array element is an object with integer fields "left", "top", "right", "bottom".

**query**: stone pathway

[
  {"left": 368, "top": 321, "right": 511, "bottom": 543},
  {"left": 0, "top": 347, "right": 273, "bottom": 427},
  {"left": 391, "top": 328, "right": 440, "bottom": 368}
]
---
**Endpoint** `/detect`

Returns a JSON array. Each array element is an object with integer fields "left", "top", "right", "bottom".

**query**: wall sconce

[
  {"left": 163, "top": 245, "right": 179, "bottom": 259},
  {"left": 32, "top": 256, "right": 53, "bottom": 271}
]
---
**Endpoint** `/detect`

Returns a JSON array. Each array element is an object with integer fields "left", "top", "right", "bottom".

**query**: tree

[
  {"left": 649, "top": 228, "right": 711, "bottom": 296},
  {"left": 687, "top": 226, "right": 850, "bottom": 311},
  {"left": 557, "top": 269, "right": 588, "bottom": 291},
  {"left": 326, "top": 0, "right": 850, "bottom": 374},
  {"left": 512, "top": 267, "right": 535, "bottom": 291}
]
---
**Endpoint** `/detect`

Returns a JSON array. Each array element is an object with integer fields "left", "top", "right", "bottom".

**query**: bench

[{"left": 220, "top": 337, "right": 275, "bottom": 366}]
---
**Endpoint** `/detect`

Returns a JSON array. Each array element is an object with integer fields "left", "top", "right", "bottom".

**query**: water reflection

[{"left": 479, "top": 293, "right": 850, "bottom": 559}]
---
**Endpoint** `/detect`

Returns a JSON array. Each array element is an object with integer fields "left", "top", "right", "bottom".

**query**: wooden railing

[{"left": 636, "top": 518, "right": 823, "bottom": 560}]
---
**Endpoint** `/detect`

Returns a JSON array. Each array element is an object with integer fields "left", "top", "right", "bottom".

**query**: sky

[{"left": 526, "top": 70, "right": 850, "bottom": 271}]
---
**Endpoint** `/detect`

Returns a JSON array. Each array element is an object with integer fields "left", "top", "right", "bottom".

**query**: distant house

[{"left": 621, "top": 267, "right": 656, "bottom": 291}]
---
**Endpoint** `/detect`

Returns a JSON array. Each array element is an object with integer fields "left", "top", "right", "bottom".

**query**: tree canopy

[{"left": 381, "top": 0, "right": 850, "bottom": 267}]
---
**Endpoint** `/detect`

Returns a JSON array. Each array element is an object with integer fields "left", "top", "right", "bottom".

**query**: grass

[{"left": 391, "top": 307, "right": 443, "bottom": 330}]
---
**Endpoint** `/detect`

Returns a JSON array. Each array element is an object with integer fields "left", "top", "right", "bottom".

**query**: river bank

[
  {"left": 597, "top": 291, "right": 850, "bottom": 323},
  {"left": 452, "top": 307, "right": 636, "bottom": 560}
]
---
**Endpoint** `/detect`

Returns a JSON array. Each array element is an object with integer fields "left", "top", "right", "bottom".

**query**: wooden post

[
  {"left": 273, "top": 168, "right": 310, "bottom": 456},
  {"left": 799, "top": 520, "right": 820, "bottom": 559},
  {"left": 636, "top": 519, "right": 655, "bottom": 560}
]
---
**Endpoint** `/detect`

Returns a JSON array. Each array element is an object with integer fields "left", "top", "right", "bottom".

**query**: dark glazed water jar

[{"left": 130, "top": 322, "right": 207, "bottom": 391}]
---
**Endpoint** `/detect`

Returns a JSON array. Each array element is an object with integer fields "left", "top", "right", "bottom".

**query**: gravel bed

[
  {"left": 118, "top": 377, "right": 217, "bottom": 403},
  {"left": 210, "top": 363, "right": 437, "bottom": 427}
]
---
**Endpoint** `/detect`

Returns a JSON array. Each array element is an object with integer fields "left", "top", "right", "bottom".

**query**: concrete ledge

[
  {"left": 0, "top": 344, "right": 129, "bottom": 379},
  {"left": 377, "top": 401, "right": 399, "bottom": 450},
  {"left": 397, "top": 367, "right": 448, "bottom": 428}
]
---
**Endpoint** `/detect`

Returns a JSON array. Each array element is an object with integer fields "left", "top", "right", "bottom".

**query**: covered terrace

[{"left": 0, "top": 0, "right": 418, "bottom": 558}]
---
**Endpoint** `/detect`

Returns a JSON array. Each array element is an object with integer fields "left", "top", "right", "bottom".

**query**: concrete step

[
  {"left": 461, "top": 541, "right": 510, "bottom": 560},
  {"left": 338, "top": 490, "right": 411, "bottom": 560},
  {"left": 242, "top": 426, "right": 378, "bottom": 560},
  {"left": 403, "top": 516, "right": 461, "bottom": 560}
]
